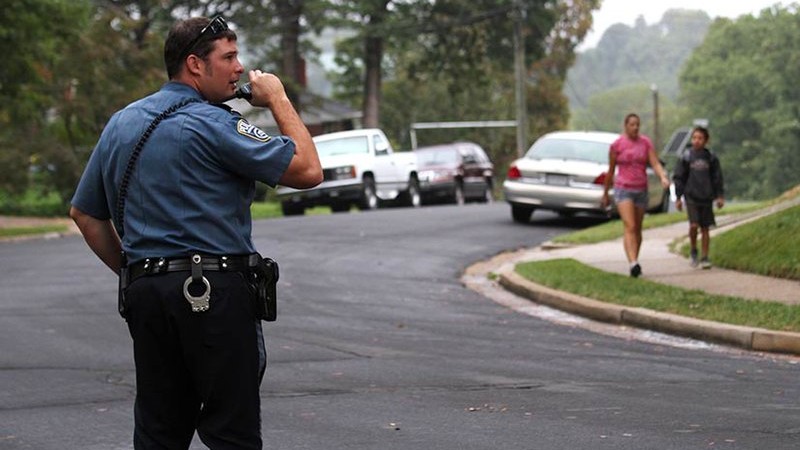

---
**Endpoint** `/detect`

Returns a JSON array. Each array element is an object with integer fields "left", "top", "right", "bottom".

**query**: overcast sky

[{"left": 579, "top": 0, "right": 791, "bottom": 50}]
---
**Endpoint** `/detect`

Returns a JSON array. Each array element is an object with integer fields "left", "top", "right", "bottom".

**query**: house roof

[{"left": 226, "top": 91, "right": 361, "bottom": 132}]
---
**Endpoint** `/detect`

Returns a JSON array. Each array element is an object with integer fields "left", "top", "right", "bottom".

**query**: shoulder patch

[{"left": 236, "top": 119, "right": 271, "bottom": 142}]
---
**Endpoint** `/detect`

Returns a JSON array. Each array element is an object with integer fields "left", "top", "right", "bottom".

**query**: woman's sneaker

[
  {"left": 700, "top": 257, "right": 711, "bottom": 269},
  {"left": 630, "top": 263, "right": 642, "bottom": 278},
  {"left": 690, "top": 249, "right": 699, "bottom": 268}
]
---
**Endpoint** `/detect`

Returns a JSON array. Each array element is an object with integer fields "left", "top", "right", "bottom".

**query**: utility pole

[
  {"left": 513, "top": 0, "right": 527, "bottom": 157},
  {"left": 651, "top": 84, "right": 660, "bottom": 151}
]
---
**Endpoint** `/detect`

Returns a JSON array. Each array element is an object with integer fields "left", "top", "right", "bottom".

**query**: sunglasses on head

[{"left": 179, "top": 16, "right": 229, "bottom": 59}]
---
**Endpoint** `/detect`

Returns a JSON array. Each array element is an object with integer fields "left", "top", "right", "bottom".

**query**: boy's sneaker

[
  {"left": 630, "top": 263, "right": 642, "bottom": 278},
  {"left": 690, "top": 249, "right": 699, "bottom": 268},
  {"left": 700, "top": 257, "right": 711, "bottom": 270}
]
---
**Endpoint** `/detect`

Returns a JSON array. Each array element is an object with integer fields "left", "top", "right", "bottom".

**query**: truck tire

[
  {"left": 359, "top": 176, "right": 379, "bottom": 211},
  {"left": 281, "top": 201, "right": 305, "bottom": 216},
  {"left": 405, "top": 176, "right": 421, "bottom": 208},
  {"left": 331, "top": 202, "right": 351, "bottom": 213},
  {"left": 511, "top": 204, "right": 535, "bottom": 223},
  {"left": 482, "top": 180, "right": 494, "bottom": 203},
  {"left": 453, "top": 181, "right": 465, "bottom": 205}
]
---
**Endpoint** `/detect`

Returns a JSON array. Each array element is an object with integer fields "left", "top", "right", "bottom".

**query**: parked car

[
  {"left": 414, "top": 142, "right": 494, "bottom": 205},
  {"left": 503, "top": 131, "right": 670, "bottom": 223},
  {"left": 276, "top": 128, "right": 419, "bottom": 215}
]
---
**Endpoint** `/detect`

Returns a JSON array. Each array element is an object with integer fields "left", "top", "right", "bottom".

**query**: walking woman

[{"left": 601, "top": 113, "right": 670, "bottom": 277}]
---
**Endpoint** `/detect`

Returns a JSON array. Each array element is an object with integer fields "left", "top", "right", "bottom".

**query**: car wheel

[
  {"left": 359, "top": 176, "right": 379, "bottom": 211},
  {"left": 453, "top": 182, "right": 465, "bottom": 206},
  {"left": 281, "top": 201, "right": 305, "bottom": 216},
  {"left": 482, "top": 182, "right": 494, "bottom": 203},
  {"left": 331, "top": 202, "right": 350, "bottom": 213},
  {"left": 511, "top": 204, "right": 534, "bottom": 223},
  {"left": 405, "top": 176, "right": 422, "bottom": 208}
]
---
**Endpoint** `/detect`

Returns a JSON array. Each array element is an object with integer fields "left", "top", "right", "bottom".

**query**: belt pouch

[
  {"left": 253, "top": 257, "right": 279, "bottom": 322},
  {"left": 118, "top": 251, "right": 129, "bottom": 320}
]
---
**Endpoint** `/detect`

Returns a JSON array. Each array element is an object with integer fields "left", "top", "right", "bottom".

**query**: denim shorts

[{"left": 614, "top": 188, "right": 649, "bottom": 209}]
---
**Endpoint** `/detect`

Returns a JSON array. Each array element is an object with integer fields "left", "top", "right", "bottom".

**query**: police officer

[{"left": 69, "top": 16, "right": 321, "bottom": 449}]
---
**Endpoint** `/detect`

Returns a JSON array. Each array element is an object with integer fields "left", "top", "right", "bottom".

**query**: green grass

[
  {"left": 0, "top": 189, "right": 66, "bottom": 217},
  {"left": 516, "top": 258, "right": 800, "bottom": 332},
  {"left": 250, "top": 201, "right": 331, "bottom": 219},
  {"left": 552, "top": 201, "right": 766, "bottom": 245},
  {"left": 0, "top": 225, "right": 68, "bottom": 238},
  {"left": 250, "top": 201, "right": 285, "bottom": 219},
  {"left": 704, "top": 205, "right": 800, "bottom": 280}
]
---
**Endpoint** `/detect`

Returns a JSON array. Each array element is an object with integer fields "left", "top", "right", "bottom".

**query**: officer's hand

[
  {"left": 247, "top": 70, "right": 289, "bottom": 108},
  {"left": 716, "top": 197, "right": 725, "bottom": 209},
  {"left": 675, "top": 198, "right": 683, "bottom": 211}
]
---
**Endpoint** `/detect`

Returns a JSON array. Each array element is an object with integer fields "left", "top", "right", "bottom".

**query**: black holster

[{"left": 250, "top": 256, "right": 279, "bottom": 322}]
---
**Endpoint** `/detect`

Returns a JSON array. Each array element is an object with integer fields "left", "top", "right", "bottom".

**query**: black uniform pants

[{"left": 124, "top": 271, "right": 266, "bottom": 449}]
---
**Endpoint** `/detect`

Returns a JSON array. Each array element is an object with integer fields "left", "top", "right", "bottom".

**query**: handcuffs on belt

[{"left": 184, "top": 254, "right": 211, "bottom": 312}]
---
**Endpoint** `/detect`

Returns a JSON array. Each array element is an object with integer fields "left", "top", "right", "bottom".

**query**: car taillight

[
  {"left": 593, "top": 172, "right": 607, "bottom": 185},
  {"left": 507, "top": 165, "right": 522, "bottom": 180}
]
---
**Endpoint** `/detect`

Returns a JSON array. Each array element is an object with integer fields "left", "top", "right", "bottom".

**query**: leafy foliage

[
  {"left": 334, "top": 0, "right": 599, "bottom": 173},
  {"left": 1, "top": 0, "right": 602, "bottom": 214},
  {"left": 680, "top": 5, "right": 800, "bottom": 199},
  {"left": 567, "top": 9, "right": 711, "bottom": 141}
]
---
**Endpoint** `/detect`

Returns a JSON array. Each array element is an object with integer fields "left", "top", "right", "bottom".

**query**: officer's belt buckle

[{"left": 183, "top": 254, "right": 211, "bottom": 312}]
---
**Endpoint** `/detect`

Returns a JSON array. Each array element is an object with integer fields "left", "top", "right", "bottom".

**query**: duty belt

[{"left": 128, "top": 254, "right": 260, "bottom": 313}]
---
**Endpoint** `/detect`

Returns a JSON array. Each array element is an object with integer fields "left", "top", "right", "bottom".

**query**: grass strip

[
  {"left": 708, "top": 205, "right": 800, "bottom": 280},
  {"left": 250, "top": 202, "right": 331, "bottom": 219},
  {"left": 0, "top": 225, "right": 68, "bottom": 238},
  {"left": 515, "top": 258, "right": 800, "bottom": 332}
]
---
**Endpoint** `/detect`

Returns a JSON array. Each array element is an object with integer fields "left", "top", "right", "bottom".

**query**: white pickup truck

[{"left": 276, "top": 128, "right": 420, "bottom": 215}]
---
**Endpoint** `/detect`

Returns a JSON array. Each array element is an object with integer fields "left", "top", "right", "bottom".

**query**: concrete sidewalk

[{"left": 495, "top": 198, "right": 800, "bottom": 355}]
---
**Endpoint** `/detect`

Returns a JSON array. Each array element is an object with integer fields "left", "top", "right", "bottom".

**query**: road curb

[{"left": 498, "top": 270, "right": 800, "bottom": 355}]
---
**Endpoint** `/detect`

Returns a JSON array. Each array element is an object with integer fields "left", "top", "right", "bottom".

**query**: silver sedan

[{"left": 503, "top": 131, "right": 669, "bottom": 223}]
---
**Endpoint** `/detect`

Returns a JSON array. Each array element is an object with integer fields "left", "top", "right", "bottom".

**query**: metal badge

[{"left": 183, "top": 275, "right": 211, "bottom": 312}]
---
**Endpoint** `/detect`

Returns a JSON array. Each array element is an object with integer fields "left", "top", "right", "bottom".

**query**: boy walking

[{"left": 673, "top": 126, "right": 724, "bottom": 269}]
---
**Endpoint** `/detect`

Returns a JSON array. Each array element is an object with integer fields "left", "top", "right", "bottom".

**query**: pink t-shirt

[{"left": 610, "top": 134, "right": 652, "bottom": 191}]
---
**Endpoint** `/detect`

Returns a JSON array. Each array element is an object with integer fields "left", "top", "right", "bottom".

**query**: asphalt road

[{"left": 1, "top": 203, "right": 798, "bottom": 450}]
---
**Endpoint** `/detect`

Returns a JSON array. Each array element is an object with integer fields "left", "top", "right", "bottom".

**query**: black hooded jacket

[{"left": 672, "top": 148, "right": 724, "bottom": 202}]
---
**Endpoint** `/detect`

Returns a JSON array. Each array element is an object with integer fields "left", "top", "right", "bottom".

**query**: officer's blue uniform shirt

[{"left": 71, "top": 82, "right": 295, "bottom": 263}]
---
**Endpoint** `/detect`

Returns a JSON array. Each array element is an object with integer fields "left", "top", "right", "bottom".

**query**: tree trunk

[
  {"left": 362, "top": 33, "right": 382, "bottom": 128},
  {"left": 275, "top": 0, "right": 304, "bottom": 108}
]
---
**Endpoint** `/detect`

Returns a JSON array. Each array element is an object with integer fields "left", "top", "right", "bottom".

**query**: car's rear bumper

[
  {"left": 419, "top": 180, "right": 456, "bottom": 198},
  {"left": 503, "top": 180, "right": 610, "bottom": 213}
]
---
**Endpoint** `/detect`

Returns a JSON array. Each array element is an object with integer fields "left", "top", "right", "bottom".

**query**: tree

[
  {"left": 566, "top": 9, "right": 711, "bottom": 131},
  {"left": 0, "top": 0, "right": 90, "bottom": 195},
  {"left": 330, "top": 0, "right": 417, "bottom": 128},
  {"left": 0, "top": 0, "right": 180, "bottom": 209},
  {"left": 373, "top": 0, "right": 599, "bottom": 172},
  {"left": 680, "top": 5, "right": 800, "bottom": 199},
  {"left": 229, "top": 0, "right": 332, "bottom": 108}
]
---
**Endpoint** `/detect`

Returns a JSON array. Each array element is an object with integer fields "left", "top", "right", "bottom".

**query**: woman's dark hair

[
  {"left": 624, "top": 113, "right": 640, "bottom": 125},
  {"left": 692, "top": 126, "right": 710, "bottom": 141},
  {"left": 164, "top": 17, "right": 237, "bottom": 79}
]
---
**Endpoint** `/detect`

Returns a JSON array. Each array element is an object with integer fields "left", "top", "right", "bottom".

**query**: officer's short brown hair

[{"left": 164, "top": 17, "right": 237, "bottom": 79}]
